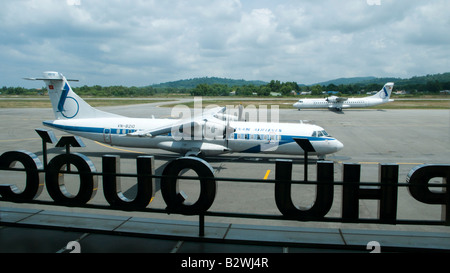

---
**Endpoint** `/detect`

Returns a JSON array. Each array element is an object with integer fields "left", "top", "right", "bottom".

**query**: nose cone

[
  {"left": 293, "top": 102, "right": 299, "bottom": 108},
  {"left": 335, "top": 139, "right": 344, "bottom": 152},
  {"left": 311, "top": 139, "right": 344, "bottom": 156}
]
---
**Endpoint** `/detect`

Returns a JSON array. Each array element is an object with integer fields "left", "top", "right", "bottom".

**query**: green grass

[{"left": 0, "top": 96, "right": 448, "bottom": 109}]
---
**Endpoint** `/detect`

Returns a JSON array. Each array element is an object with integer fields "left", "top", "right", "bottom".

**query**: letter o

[
  {"left": 161, "top": 157, "right": 216, "bottom": 215},
  {"left": 46, "top": 153, "right": 97, "bottom": 206},
  {"left": 0, "top": 150, "right": 44, "bottom": 202}
]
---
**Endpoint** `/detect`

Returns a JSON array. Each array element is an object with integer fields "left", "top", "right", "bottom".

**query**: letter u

[
  {"left": 275, "top": 160, "right": 334, "bottom": 220},
  {"left": 102, "top": 155, "right": 155, "bottom": 209}
]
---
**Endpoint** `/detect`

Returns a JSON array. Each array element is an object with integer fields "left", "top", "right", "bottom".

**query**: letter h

[{"left": 342, "top": 163, "right": 398, "bottom": 224}]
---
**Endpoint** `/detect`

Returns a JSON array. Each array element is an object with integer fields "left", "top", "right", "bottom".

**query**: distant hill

[
  {"left": 361, "top": 72, "right": 450, "bottom": 86},
  {"left": 149, "top": 73, "right": 450, "bottom": 90},
  {"left": 313, "top": 72, "right": 450, "bottom": 87},
  {"left": 151, "top": 77, "right": 267, "bottom": 89},
  {"left": 314, "top": 76, "right": 377, "bottom": 86}
]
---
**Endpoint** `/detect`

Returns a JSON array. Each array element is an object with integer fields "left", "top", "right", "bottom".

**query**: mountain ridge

[
  {"left": 150, "top": 77, "right": 267, "bottom": 89},
  {"left": 149, "top": 72, "right": 450, "bottom": 89}
]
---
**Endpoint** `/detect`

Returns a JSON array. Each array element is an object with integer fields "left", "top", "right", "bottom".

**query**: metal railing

[{"left": 1, "top": 129, "right": 449, "bottom": 237}]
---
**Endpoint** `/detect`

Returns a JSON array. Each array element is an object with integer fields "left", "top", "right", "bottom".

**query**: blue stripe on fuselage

[
  {"left": 239, "top": 135, "right": 336, "bottom": 153},
  {"left": 43, "top": 121, "right": 104, "bottom": 134},
  {"left": 280, "top": 135, "right": 335, "bottom": 142}
]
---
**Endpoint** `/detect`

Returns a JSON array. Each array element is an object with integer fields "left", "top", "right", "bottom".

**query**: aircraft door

[{"left": 103, "top": 128, "right": 112, "bottom": 144}]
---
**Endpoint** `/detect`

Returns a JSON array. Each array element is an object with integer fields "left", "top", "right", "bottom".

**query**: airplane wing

[
  {"left": 335, "top": 97, "right": 348, "bottom": 102},
  {"left": 202, "top": 106, "right": 226, "bottom": 118},
  {"left": 127, "top": 106, "right": 229, "bottom": 137},
  {"left": 326, "top": 96, "right": 348, "bottom": 103},
  {"left": 128, "top": 122, "right": 181, "bottom": 137}
]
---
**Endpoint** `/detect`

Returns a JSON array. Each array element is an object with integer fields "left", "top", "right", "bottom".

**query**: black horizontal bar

[{"left": 1, "top": 166, "right": 445, "bottom": 187}]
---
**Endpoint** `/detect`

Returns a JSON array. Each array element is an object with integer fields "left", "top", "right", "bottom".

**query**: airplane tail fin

[
  {"left": 26, "top": 71, "right": 121, "bottom": 119},
  {"left": 370, "top": 82, "right": 394, "bottom": 100}
]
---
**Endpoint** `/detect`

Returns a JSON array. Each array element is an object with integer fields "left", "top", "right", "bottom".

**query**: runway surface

[{"left": 0, "top": 101, "right": 449, "bottom": 232}]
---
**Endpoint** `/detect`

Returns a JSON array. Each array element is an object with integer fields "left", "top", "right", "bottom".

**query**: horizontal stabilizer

[{"left": 24, "top": 77, "right": 79, "bottom": 82}]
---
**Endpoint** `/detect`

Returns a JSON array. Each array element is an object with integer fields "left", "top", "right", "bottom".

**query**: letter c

[{"left": 0, "top": 150, "right": 44, "bottom": 202}]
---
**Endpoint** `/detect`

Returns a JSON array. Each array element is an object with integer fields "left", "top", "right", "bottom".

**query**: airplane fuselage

[
  {"left": 43, "top": 118, "right": 343, "bottom": 157},
  {"left": 293, "top": 97, "right": 390, "bottom": 110},
  {"left": 293, "top": 83, "right": 394, "bottom": 111}
]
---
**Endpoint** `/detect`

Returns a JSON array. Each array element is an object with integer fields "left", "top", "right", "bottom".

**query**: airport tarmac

[{"left": 0, "top": 101, "right": 449, "bottom": 233}]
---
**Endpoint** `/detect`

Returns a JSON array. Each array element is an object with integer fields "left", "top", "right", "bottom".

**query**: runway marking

[
  {"left": 263, "top": 170, "right": 271, "bottom": 180},
  {"left": 94, "top": 141, "right": 146, "bottom": 154}
]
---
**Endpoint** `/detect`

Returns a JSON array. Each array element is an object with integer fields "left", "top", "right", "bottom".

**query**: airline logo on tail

[
  {"left": 57, "top": 83, "right": 70, "bottom": 113},
  {"left": 56, "top": 82, "right": 79, "bottom": 119},
  {"left": 380, "top": 87, "right": 389, "bottom": 99},
  {"left": 379, "top": 84, "right": 393, "bottom": 99}
]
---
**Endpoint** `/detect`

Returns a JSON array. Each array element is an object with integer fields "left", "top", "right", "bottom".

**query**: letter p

[{"left": 407, "top": 164, "right": 450, "bottom": 225}]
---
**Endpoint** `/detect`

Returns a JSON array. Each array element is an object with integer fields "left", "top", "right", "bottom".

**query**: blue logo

[
  {"left": 380, "top": 87, "right": 388, "bottom": 99},
  {"left": 57, "top": 83, "right": 79, "bottom": 119}
]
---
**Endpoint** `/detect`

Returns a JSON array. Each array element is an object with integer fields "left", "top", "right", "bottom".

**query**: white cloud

[{"left": 1, "top": 0, "right": 449, "bottom": 87}]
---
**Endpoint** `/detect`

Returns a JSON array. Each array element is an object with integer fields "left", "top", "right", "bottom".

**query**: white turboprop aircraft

[
  {"left": 293, "top": 83, "right": 394, "bottom": 111},
  {"left": 26, "top": 72, "right": 343, "bottom": 159}
]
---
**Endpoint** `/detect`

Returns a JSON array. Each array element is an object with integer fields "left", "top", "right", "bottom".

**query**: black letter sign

[
  {"left": 102, "top": 155, "right": 155, "bottom": 209},
  {"left": 161, "top": 157, "right": 216, "bottom": 215},
  {"left": 46, "top": 153, "right": 98, "bottom": 206},
  {"left": 0, "top": 150, "right": 44, "bottom": 202},
  {"left": 342, "top": 163, "right": 398, "bottom": 224},
  {"left": 407, "top": 164, "right": 450, "bottom": 225},
  {"left": 275, "top": 160, "right": 334, "bottom": 220}
]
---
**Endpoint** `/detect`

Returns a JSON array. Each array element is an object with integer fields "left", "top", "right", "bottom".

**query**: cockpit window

[{"left": 312, "top": 130, "right": 330, "bottom": 137}]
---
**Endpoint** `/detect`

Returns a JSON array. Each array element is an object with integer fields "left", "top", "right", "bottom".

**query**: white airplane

[
  {"left": 293, "top": 83, "right": 394, "bottom": 111},
  {"left": 26, "top": 72, "right": 343, "bottom": 159}
]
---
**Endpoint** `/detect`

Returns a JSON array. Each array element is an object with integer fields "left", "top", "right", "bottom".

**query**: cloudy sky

[{"left": 1, "top": 0, "right": 449, "bottom": 88}]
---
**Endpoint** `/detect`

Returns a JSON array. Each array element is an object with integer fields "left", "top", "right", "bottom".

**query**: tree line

[
  {"left": 0, "top": 85, "right": 157, "bottom": 97},
  {"left": 189, "top": 80, "right": 450, "bottom": 96},
  {"left": 2, "top": 79, "right": 450, "bottom": 97},
  {"left": 190, "top": 81, "right": 301, "bottom": 96}
]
